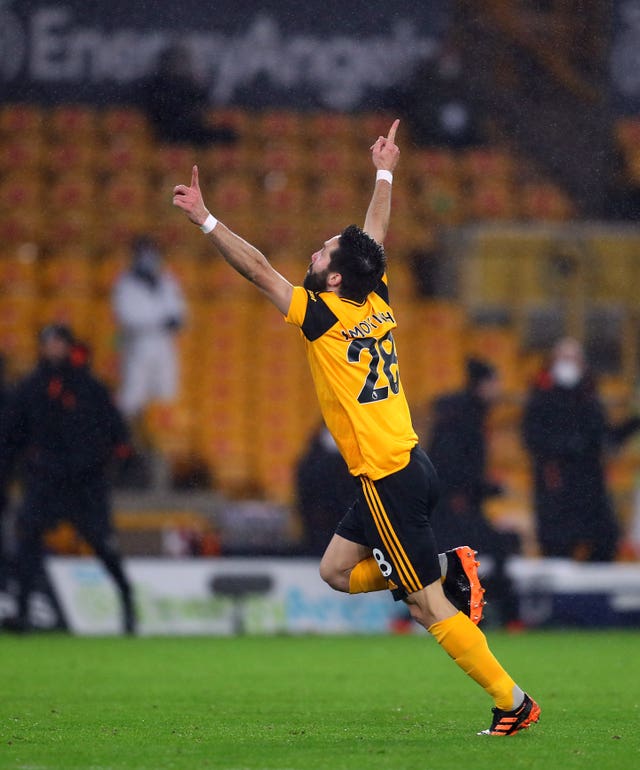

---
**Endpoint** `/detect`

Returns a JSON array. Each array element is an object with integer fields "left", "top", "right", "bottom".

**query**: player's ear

[{"left": 327, "top": 271, "right": 342, "bottom": 289}]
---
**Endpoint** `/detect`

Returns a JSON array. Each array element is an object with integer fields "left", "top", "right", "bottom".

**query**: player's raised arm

[
  {"left": 363, "top": 118, "right": 400, "bottom": 245},
  {"left": 172, "top": 165, "right": 293, "bottom": 314}
]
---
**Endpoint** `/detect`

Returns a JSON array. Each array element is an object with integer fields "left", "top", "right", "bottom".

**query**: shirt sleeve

[
  {"left": 284, "top": 285, "right": 309, "bottom": 328},
  {"left": 285, "top": 287, "right": 338, "bottom": 342}
]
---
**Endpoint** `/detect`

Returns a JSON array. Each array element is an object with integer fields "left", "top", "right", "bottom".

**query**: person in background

[
  {"left": 388, "top": 41, "right": 483, "bottom": 149},
  {"left": 427, "top": 358, "right": 521, "bottom": 628},
  {"left": 523, "top": 337, "right": 640, "bottom": 561},
  {"left": 296, "top": 425, "right": 358, "bottom": 557},
  {"left": 0, "top": 325, "right": 135, "bottom": 634},
  {"left": 112, "top": 237, "right": 186, "bottom": 423},
  {"left": 0, "top": 355, "right": 11, "bottom": 581},
  {"left": 137, "top": 44, "right": 237, "bottom": 147}
]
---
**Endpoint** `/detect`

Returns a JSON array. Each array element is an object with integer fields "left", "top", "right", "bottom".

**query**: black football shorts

[{"left": 336, "top": 445, "right": 441, "bottom": 600}]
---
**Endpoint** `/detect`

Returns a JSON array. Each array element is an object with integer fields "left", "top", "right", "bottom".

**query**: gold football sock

[
  {"left": 429, "top": 611, "right": 522, "bottom": 711},
  {"left": 348, "top": 557, "right": 388, "bottom": 593}
]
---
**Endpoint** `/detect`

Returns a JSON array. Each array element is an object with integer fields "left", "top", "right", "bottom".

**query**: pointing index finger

[
  {"left": 387, "top": 119, "right": 400, "bottom": 144},
  {"left": 191, "top": 165, "right": 199, "bottom": 189}
]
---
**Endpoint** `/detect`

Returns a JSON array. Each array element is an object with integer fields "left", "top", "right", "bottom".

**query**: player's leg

[
  {"left": 72, "top": 480, "right": 136, "bottom": 634},
  {"left": 320, "top": 480, "right": 484, "bottom": 617},
  {"left": 407, "top": 581, "right": 539, "bottom": 734},
  {"left": 153, "top": 337, "right": 179, "bottom": 403},
  {"left": 319, "top": 533, "right": 375, "bottom": 593},
  {"left": 319, "top": 498, "right": 393, "bottom": 594},
  {"left": 362, "top": 448, "right": 539, "bottom": 733},
  {"left": 11, "top": 483, "right": 52, "bottom": 629},
  {"left": 117, "top": 346, "right": 150, "bottom": 421}
]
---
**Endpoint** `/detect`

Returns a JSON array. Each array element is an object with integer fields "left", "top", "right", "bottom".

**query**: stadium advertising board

[
  {"left": 47, "top": 558, "right": 409, "bottom": 636},
  {"left": 47, "top": 556, "right": 640, "bottom": 635},
  {"left": 0, "top": 0, "right": 449, "bottom": 108}
]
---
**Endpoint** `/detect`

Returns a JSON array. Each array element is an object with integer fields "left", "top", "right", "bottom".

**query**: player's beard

[{"left": 303, "top": 265, "right": 330, "bottom": 293}]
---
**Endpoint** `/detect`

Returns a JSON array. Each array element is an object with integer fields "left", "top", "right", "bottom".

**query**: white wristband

[
  {"left": 200, "top": 213, "right": 218, "bottom": 234},
  {"left": 376, "top": 169, "right": 393, "bottom": 184}
]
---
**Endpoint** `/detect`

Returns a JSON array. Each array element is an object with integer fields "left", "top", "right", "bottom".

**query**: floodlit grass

[{"left": 1, "top": 630, "right": 639, "bottom": 769}]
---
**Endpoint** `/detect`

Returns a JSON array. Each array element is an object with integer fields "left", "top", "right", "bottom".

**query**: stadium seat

[
  {"left": 164, "top": 251, "right": 202, "bottom": 298},
  {"left": 411, "top": 148, "right": 460, "bottom": 182},
  {"left": 210, "top": 174, "right": 256, "bottom": 213},
  {"left": 0, "top": 325, "right": 38, "bottom": 377},
  {"left": 521, "top": 182, "right": 574, "bottom": 221},
  {"left": 259, "top": 110, "right": 305, "bottom": 140},
  {"left": 0, "top": 136, "right": 44, "bottom": 173},
  {"left": 49, "top": 175, "right": 97, "bottom": 215},
  {"left": 49, "top": 105, "right": 99, "bottom": 140},
  {"left": 307, "top": 113, "right": 356, "bottom": 144},
  {"left": 41, "top": 251, "right": 94, "bottom": 294},
  {"left": 260, "top": 174, "right": 308, "bottom": 216},
  {"left": 155, "top": 145, "right": 199, "bottom": 178},
  {"left": 143, "top": 401, "right": 195, "bottom": 458},
  {"left": 0, "top": 103, "right": 45, "bottom": 136},
  {"left": 93, "top": 250, "right": 130, "bottom": 294},
  {"left": 0, "top": 210, "right": 44, "bottom": 245},
  {"left": 0, "top": 174, "right": 43, "bottom": 212},
  {"left": 0, "top": 294, "right": 38, "bottom": 331},
  {"left": 311, "top": 143, "right": 357, "bottom": 176},
  {"left": 462, "top": 148, "right": 515, "bottom": 181},
  {"left": 46, "top": 141, "right": 98, "bottom": 174},
  {"left": 102, "top": 135, "right": 153, "bottom": 175},
  {"left": 201, "top": 143, "right": 257, "bottom": 175},
  {"left": 0, "top": 247, "right": 39, "bottom": 294},
  {"left": 416, "top": 178, "right": 463, "bottom": 225},
  {"left": 103, "top": 172, "right": 152, "bottom": 213},
  {"left": 258, "top": 140, "right": 307, "bottom": 175},
  {"left": 313, "top": 179, "right": 360, "bottom": 216},
  {"left": 100, "top": 107, "right": 150, "bottom": 139},
  {"left": 468, "top": 180, "right": 518, "bottom": 220},
  {"left": 39, "top": 296, "right": 94, "bottom": 339},
  {"left": 46, "top": 211, "right": 99, "bottom": 251}
]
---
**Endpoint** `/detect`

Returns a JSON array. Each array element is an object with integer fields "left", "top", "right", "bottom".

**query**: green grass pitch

[{"left": 1, "top": 630, "right": 639, "bottom": 770}]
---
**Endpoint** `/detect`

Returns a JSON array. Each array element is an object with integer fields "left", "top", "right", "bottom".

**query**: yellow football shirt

[{"left": 285, "top": 276, "right": 418, "bottom": 480}]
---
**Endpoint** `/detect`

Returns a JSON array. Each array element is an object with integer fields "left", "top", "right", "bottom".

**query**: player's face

[{"left": 303, "top": 235, "right": 340, "bottom": 292}]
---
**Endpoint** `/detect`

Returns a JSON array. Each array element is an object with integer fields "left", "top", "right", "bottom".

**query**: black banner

[{"left": 0, "top": 0, "right": 450, "bottom": 109}]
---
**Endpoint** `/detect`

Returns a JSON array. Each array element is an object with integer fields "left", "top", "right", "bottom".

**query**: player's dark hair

[{"left": 329, "top": 225, "right": 386, "bottom": 303}]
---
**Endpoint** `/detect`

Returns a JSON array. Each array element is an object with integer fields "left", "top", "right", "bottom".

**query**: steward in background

[
  {"left": 523, "top": 337, "right": 640, "bottom": 562},
  {"left": 0, "top": 325, "right": 135, "bottom": 634}
]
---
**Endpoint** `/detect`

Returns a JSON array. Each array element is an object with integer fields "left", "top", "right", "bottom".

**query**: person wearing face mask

[
  {"left": 112, "top": 237, "right": 186, "bottom": 422},
  {"left": 522, "top": 337, "right": 640, "bottom": 561},
  {"left": 0, "top": 325, "right": 135, "bottom": 633}
]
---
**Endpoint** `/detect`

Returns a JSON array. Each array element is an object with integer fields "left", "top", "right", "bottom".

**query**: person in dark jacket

[
  {"left": 0, "top": 325, "right": 135, "bottom": 633},
  {"left": 136, "top": 45, "right": 237, "bottom": 146},
  {"left": 0, "top": 354, "right": 11, "bottom": 578},
  {"left": 296, "top": 425, "right": 358, "bottom": 556},
  {"left": 522, "top": 337, "right": 640, "bottom": 562},
  {"left": 427, "top": 358, "right": 521, "bottom": 627}
]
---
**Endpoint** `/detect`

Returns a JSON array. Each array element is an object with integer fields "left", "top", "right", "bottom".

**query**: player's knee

[
  {"left": 319, "top": 559, "right": 348, "bottom": 592},
  {"left": 407, "top": 602, "right": 430, "bottom": 629}
]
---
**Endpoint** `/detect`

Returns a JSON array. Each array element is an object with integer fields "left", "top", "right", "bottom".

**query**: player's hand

[
  {"left": 370, "top": 119, "right": 400, "bottom": 172},
  {"left": 172, "top": 165, "right": 210, "bottom": 227}
]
